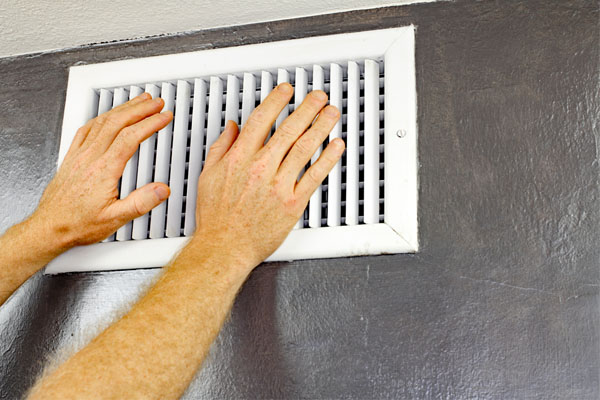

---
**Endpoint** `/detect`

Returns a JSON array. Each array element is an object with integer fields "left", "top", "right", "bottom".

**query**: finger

[
  {"left": 110, "top": 182, "right": 170, "bottom": 223},
  {"left": 85, "top": 97, "right": 165, "bottom": 154},
  {"left": 276, "top": 105, "right": 340, "bottom": 186},
  {"left": 295, "top": 138, "right": 345, "bottom": 201},
  {"left": 262, "top": 90, "right": 329, "bottom": 167},
  {"left": 111, "top": 92, "right": 152, "bottom": 113},
  {"left": 104, "top": 111, "right": 173, "bottom": 175},
  {"left": 64, "top": 118, "right": 95, "bottom": 159},
  {"left": 204, "top": 120, "right": 239, "bottom": 169},
  {"left": 65, "top": 94, "right": 150, "bottom": 158},
  {"left": 232, "top": 83, "right": 293, "bottom": 154}
]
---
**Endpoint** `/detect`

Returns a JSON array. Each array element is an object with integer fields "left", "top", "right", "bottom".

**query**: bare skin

[
  {"left": 0, "top": 93, "right": 172, "bottom": 305},
  {"left": 0, "top": 82, "right": 343, "bottom": 398}
]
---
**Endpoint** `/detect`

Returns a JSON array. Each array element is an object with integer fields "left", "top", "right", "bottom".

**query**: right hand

[{"left": 192, "top": 83, "right": 344, "bottom": 269}]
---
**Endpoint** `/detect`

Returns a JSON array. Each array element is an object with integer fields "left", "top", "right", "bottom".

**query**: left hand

[{"left": 33, "top": 92, "right": 173, "bottom": 251}]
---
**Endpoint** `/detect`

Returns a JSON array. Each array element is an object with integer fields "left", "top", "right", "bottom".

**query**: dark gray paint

[{"left": 0, "top": 0, "right": 598, "bottom": 398}]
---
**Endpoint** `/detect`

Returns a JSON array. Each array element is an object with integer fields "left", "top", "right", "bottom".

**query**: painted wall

[
  {"left": 0, "top": 0, "right": 598, "bottom": 398},
  {"left": 0, "top": 0, "right": 436, "bottom": 58}
]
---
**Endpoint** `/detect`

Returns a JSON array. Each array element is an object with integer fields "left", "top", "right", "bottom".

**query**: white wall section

[{"left": 0, "top": 0, "right": 437, "bottom": 58}]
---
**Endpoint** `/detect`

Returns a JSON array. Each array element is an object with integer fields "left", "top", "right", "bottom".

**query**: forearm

[
  {"left": 0, "top": 213, "right": 67, "bottom": 305},
  {"left": 29, "top": 237, "right": 253, "bottom": 399}
]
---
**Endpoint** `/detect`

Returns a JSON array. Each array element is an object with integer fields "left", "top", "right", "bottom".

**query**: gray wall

[{"left": 0, "top": 0, "right": 598, "bottom": 398}]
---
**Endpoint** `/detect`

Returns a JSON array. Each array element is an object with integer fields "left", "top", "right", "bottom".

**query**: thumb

[{"left": 112, "top": 183, "right": 170, "bottom": 222}]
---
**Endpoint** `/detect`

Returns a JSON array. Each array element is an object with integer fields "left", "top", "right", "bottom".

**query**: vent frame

[{"left": 45, "top": 26, "right": 418, "bottom": 274}]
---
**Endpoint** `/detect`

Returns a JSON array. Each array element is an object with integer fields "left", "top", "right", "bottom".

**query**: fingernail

[
  {"left": 333, "top": 138, "right": 345, "bottom": 150},
  {"left": 313, "top": 90, "right": 327, "bottom": 101},
  {"left": 154, "top": 185, "right": 169, "bottom": 201},
  {"left": 324, "top": 106, "right": 339, "bottom": 117},
  {"left": 278, "top": 83, "right": 293, "bottom": 94},
  {"left": 154, "top": 97, "right": 164, "bottom": 104},
  {"left": 140, "top": 93, "right": 151, "bottom": 100}
]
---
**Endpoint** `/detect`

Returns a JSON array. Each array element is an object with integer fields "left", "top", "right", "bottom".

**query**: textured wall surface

[
  {"left": 0, "top": 0, "right": 437, "bottom": 58},
  {"left": 0, "top": 0, "right": 599, "bottom": 399}
]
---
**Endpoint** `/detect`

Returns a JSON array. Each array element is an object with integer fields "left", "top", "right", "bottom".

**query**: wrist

[
  {"left": 22, "top": 211, "right": 74, "bottom": 259},
  {"left": 181, "top": 232, "right": 257, "bottom": 281}
]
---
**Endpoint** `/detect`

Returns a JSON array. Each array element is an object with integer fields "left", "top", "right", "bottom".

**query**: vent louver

[{"left": 45, "top": 26, "right": 418, "bottom": 274}]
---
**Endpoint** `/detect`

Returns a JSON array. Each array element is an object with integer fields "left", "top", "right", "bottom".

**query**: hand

[
  {"left": 33, "top": 93, "right": 173, "bottom": 251},
  {"left": 193, "top": 83, "right": 344, "bottom": 268}
]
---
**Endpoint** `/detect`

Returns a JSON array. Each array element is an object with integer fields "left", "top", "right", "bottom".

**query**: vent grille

[
  {"left": 46, "top": 26, "right": 418, "bottom": 274},
  {"left": 99, "top": 61, "right": 386, "bottom": 243}
]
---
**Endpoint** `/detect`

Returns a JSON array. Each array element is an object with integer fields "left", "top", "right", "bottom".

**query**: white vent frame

[{"left": 45, "top": 26, "right": 418, "bottom": 274}]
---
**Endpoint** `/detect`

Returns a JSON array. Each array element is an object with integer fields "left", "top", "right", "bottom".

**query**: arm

[
  {"left": 0, "top": 93, "right": 171, "bottom": 305},
  {"left": 28, "top": 83, "right": 343, "bottom": 399}
]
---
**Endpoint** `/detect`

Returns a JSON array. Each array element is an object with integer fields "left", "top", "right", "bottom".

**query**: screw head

[{"left": 396, "top": 129, "right": 407, "bottom": 138}]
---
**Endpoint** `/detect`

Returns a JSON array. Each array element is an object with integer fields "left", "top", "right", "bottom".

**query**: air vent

[{"left": 45, "top": 26, "right": 418, "bottom": 274}]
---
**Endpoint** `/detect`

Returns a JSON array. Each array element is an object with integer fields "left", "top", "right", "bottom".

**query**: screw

[{"left": 396, "top": 129, "right": 407, "bottom": 138}]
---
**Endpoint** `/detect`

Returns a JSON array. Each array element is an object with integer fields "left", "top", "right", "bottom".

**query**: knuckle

[
  {"left": 325, "top": 151, "right": 340, "bottom": 165},
  {"left": 248, "top": 107, "right": 268, "bottom": 125},
  {"left": 103, "top": 113, "right": 123, "bottom": 129},
  {"left": 208, "top": 141, "right": 222, "bottom": 154},
  {"left": 250, "top": 159, "right": 267, "bottom": 177},
  {"left": 75, "top": 126, "right": 87, "bottom": 137},
  {"left": 119, "top": 126, "right": 135, "bottom": 141},
  {"left": 307, "top": 166, "right": 323, "bottom": 183},
  {"left": 272, "top": 176, "right": 284, "bottom": 189},
  {"left": 132, "top": 196, "right": 147, "bottom": 216},
  {"left": 95, "top": 114, "right": 108, "bottom": 125},
  {"left": 277, "top": 123, "right": 297, "bottom": 140},
  {"left": 270, "top": 183, "right": 283, "bottom": 200},
  {"left": 271, "top": 176, "right": 291, "bottom": 198},
  {"left": 71, "top": 156, "right": 85, "bottom": 172},
  {"left": 293, "top": 138, "right": 314, "bottom": 156},
  {"left": 90, "top": 158, "right": 108, "bottom": 176},
  {"left": 225, "top": 148, "right": 241, "bottom": 164},
  {"left": 283, "top": 196, "right": 299, "bottom": 210}
]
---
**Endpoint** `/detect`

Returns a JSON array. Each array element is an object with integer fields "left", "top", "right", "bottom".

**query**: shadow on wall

[{"left": 185, "top": 262, "right": 295, "bottom": 398}]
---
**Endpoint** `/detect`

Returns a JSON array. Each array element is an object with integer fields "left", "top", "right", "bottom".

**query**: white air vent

[{"left": 45, "top": 26, "right": 418, "bottom": 274}]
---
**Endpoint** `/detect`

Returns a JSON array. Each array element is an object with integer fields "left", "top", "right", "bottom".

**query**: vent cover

[{"left": 45, "top": 26, "right": 418, "bottom": 274}]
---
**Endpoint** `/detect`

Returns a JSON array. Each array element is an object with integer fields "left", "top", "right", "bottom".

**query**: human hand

[
  {"left": 32, "top": 93, "right": 173, "bottom": 252},
  {"left": 192, "top": 83, "right": 344, "bottom": 269}
]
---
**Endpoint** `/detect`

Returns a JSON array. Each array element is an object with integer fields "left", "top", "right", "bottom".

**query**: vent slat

[
  {"left": 225, "top": 75, "right": 240, "bottom": 124},
  {"left": 261, "top": 71, "right": 274, "bottom": 143},
  {"left": 308, "top": 64, "right": 325, "bottom": 228},
  {"left": 132, "top": 84, "right": 160, "bottom": 240},
  {"left": 166, "top": 80, "right": 192, "bottom": 238},
  {"left": 241, "top": 73, "right": 256, "bottom": 126},
  {"left": 116, "top": 85, "right": 144, "bottom": 241},
  {"left": 275, "top": 68, "right": 290, "bottom": 129},
  {"left": 327, "top": 62, "right": 343, "bottom": 227},
  {"left": 183, "top": 78, "right": 208, "bottom": 236},
  {"left": 345, "top": 61, "right": 360, "bottom": 226},
  {"left": 113, "top": 87, "right": 129, "bottom": 105},
  {"left": 293, "top": 67, "right": 309, "bottom": 229},
  {"left": 363, "top": 59, "right": 380, "bottom": 224},
  {"left": 104, "top": 88, "right": 130, "bottom": 242},
  {"left": 205, "top": 76, "right": 223, "bottom": 153},
  {"left": 98, "top": 88, "right": 113, "bottom": 114},
  {"left": 99, "top": 89, "right": 115, "bottom": 243},
  {"left": 149, "top": 82, "right": 175, "bottom": 239},
  {"left": 261, "top": 71, "right": 273, "bottom": 103}
]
